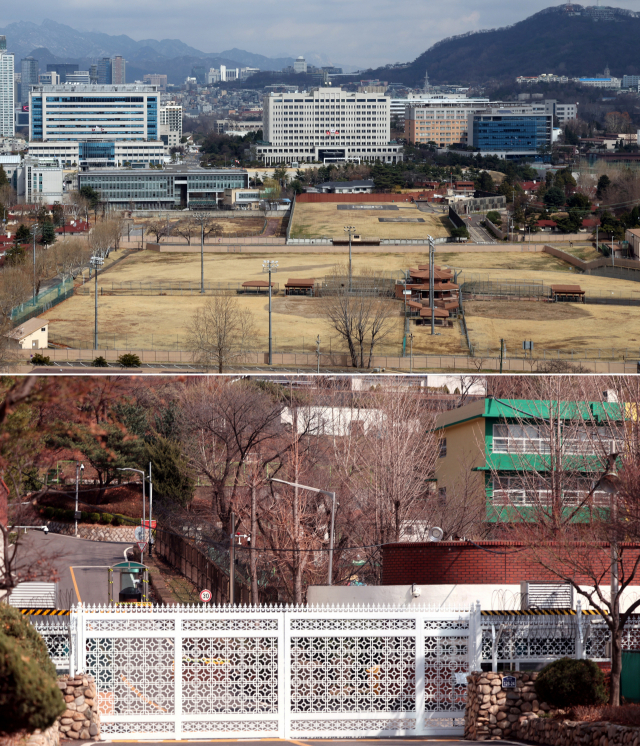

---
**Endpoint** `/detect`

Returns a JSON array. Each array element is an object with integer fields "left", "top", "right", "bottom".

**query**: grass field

[
  {"left": 465, "top": 300, "right": 640, "bottom": 359},
  {"left": 289, "top": 202, "right": 452, "bottom": 240}
]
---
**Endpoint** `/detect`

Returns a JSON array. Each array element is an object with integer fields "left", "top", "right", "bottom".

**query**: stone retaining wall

[
  {"left": 45, "top": 521, "right": 137, "bottom": 542},
  {"left": 56, "top": 674, "right": 100, "bottom": 741},
  {"left": 465, "top": 671, "right": 549, "bottom": 740},
  {"left": 515, "top": 715, "right": 640, "bottom": 746}
]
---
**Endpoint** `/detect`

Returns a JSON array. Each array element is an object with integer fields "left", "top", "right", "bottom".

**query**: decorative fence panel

[{"left": 70, "top": 604, "right": 479, "bottom": 739}]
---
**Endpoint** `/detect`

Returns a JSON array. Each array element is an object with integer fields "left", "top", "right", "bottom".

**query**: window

[
  {"left": 439, "top": 438, "right": 447, "bottom": 457},
  {"left": 438, "top": 487, "right": 446, "bottom": 506}
]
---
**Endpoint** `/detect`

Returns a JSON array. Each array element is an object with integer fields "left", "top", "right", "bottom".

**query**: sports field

[
  {"left": 465, "top": 301, "right": 640, "bottom": 359},
  {"left": 289, "top": 202, "right": 452, "bottom": 240}
]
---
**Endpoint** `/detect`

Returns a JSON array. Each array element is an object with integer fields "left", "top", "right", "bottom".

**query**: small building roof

[
  {"left": 5, "top": 318, "right": 49, "bottom": 340},
  {"left": 419, "top": 307, "right": 449, "bottom": 318},
  {"left": 551, "top": 284, "right": 584, "bottom": 294},
  {"left": 242, "top": 280, "right": 273, "bottom": 288},
  {"left": 317, "top": 179, "right": 374, "bottom": 189},
  {"left": 285, "top": 278, "right": 315, "bottom": 287}
]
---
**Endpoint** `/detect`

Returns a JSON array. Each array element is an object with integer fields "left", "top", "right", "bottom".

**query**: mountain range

[{"left": 360, "top": 4, "right": 640, "bottom": 87}]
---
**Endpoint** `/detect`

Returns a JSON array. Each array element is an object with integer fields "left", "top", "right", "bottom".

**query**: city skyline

[{"left": 2, "top": 0, "right": 640, "bottom": 69}]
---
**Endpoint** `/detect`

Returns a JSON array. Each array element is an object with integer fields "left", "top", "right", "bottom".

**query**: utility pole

[
  {"left": 229, "top": 511, "right": 236, "bottom": 605},
  {"left": 316, "top": 334, "right": 321, "bottom": 373},
  {"left": 31, "top": 223, "right": 39, "bottom": 302},
  {"left": 148, "top": 461, "right": 153, "bottom": 557},
  {"left": 344, "top": 225, "right": 356, "bottom": 292},
  {"left": 409, "top": 333, "right": 414, "bottom": 373},
  {"left": 262, "top": 260, "right": 278, "bottom": 365},
  {"left": 500, "top": 338, "right": 504, "bottom": 373},
  {"left": 75, "top": 462, "right": 84, "bottom": 537}
]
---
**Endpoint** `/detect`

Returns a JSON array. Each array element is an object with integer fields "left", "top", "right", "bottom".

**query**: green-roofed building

[{"left": 434, "top": 398, "right": 623, "bottom": 523}]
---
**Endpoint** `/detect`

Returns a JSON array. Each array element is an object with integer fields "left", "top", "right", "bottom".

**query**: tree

[
  {"left": 0, "top": 165, "right": 7, "bottom": 187},
  {"left": 566, "top": 192, "right": 591, "bottom": 211},
  {"left": 145, "top": 220, "right": 171, "bottom": 243},
  {"left": 321, "top": 282, "right": 395, "bottom": 368},
  {"left": 13, "top": 224, "right": 30, "bottom": 247},
  {"left": 50, "top": 204, "right": 64, "bottom": 228},
  {"left": 486, "top": 210, "right": 502, "bottom": 225},
  {"left": 451, "top": 226, "right": 469, "bottom": 240},
  {"left": 476, "top": 171, "right": 495, "bottom": 192},
  {"left": 544, "top": 186, "right": 566, "bottom": 210},
  {"left": 79, "top": 185, "right": 100, "bottom": 209},
  {"left": 174, "top": 218, "right": 199, "bottom": 245},
  {"left": 118, "top": 353, "right": 141, "bottom": 368},
  {"left": 145, "top": 435, "right": 195, "bottom": 508},
  {"left": 186, "top": 295, "right": 258, "bottom": 373},
  {"left": 596, "top": 174, "right": 611, "bottom": 200},
  {"left": 39, "top": 223, "right": 56, "bottom": 246},
  {"left": 88, "top": 220, "right": 117, "bottom": 257}
]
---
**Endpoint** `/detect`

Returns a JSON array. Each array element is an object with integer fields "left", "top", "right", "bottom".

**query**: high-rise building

[
  {"left": 254, "top": 86, "right": 403, "bottom": 164},
  {"left": 97, "top": 58, "right": 112, "bottom": 84},
  {"left": 0, "top": 36, "right": 15, "bottom": 137},
  {"left": 143, "top": 73, "right": 167, "bottom": 92},
  {"left": 404, "top": 98, "right": 492, "bottom": 146},
  {"left": 294, "top": 56, "right": 307, "bottom": 74},
  {"left": 467, "top": 106, "right": 553, "bottom": 159},
  {"left": 89, "top": 64, "right": 98, "bottom": 84},
  {"left": 46, "top": 63, "right": 79, "bottom": 84},
  {"left": 111, "top": 56, "right": 126, "bottom": 84},
  {"left": 191, "top": 65, "right": 206, "bottom": 85},
  {"left": 159, "top": 104, "right": 182, "bottom": 148},
  {"left": 20, "top": 56, "right": 38, "bottom": 104}
]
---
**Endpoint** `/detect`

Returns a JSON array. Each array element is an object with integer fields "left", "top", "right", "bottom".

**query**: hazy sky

[{"left": 6, "top": 0, "right": 640, "bottom": 67}]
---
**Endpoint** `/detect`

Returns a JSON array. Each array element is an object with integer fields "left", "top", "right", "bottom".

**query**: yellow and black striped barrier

[
  {"left": 482, "top": 609, "right": 607, "bottom": 616},
  {"left": 19, "top": 609, "right": 71, "bottom": 615}
]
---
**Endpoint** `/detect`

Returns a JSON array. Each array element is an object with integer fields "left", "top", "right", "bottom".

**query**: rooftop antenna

[{"left": 424, "top": 70, "right": 431, "bottom": 94}]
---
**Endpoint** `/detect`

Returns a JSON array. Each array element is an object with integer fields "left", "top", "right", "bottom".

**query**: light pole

[
  {"left": 30, "top": 223, "right": 39, "bottom": 302},
  {"left": 262, "top": 260, "right": 278, "bottom": 365},
  {"left": 118, "top": 467, "right": 147, "bottom": 565},
  {"left": 90, "top": 254, "right": 104, "bottom": 349},
  {"left": 409, "top": 333, "right": 414, "bottom": 373},
  {"left": 428, "top": 235, "right": 435, "bottom": 335},
  {"left": 270, "top": 477, "right": 337, "bottom": 585},
  {"left": 192, "top": 212, "right": 209, "bottom": 293},
  {"left": 147, "top": 461, "right": 153, "bottom": 557},
  {"left": 75, "top": 462, "right": 84, "bottom": 537},
  {"left": 344, "top": 225, "right": 356, "bottom": 292},
  {"left": 316, "top": 334, "right": 321, "bottom": 374}
]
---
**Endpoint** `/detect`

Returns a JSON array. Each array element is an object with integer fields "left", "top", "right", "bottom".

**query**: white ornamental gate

[{"left": 71, "top": 603, "right": 481, "bottom": 740}]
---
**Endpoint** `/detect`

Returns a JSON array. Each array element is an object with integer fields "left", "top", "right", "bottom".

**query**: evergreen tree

[
  {"left": 0, "top": 164, "right": 8, "bottom": 187},
  {"left": 40, "top": 223, "right": 56, "bottom": 246}
]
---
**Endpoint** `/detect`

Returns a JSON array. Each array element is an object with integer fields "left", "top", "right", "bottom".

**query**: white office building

[
  {"left": 159, "top": 104, "right": 182, "bottom": 148},
  {"left": 254, "top": 86, "right": 403, "bottom": 164},
  {"left": 391, "top": 94, "right": 479, "bottom": 124},
  {"left": 15, "top": 157, "right": 64, "bottom": 204},
  {"left": 0, "top": 37, "right": 15, "bottom": 137},
  {"left": 26, "top": 140, "right": 166, "bottom": 169},
  {"left": 294, "top": 56, "right": 307, "bottom": 74}
]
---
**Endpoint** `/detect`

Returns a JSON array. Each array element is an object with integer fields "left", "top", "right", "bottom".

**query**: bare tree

[
  {"left": 186, "top": 295, "right": 258, "bottom": 372},
  {"left": 321, "top": 284, "right": 396, "bottom": 368},
  {"left": 51, "top": 238, "right": 91, "bottom": 282},
  {"left": 174, "top": 218, "right": 199, "bottom": 245},
  {"left": 145, "top": 219, "right": 171, "bottom": 243},
  {"left": 0, "top": 265, "right": 32, "bottom": 320},
  {"left": 88, "top": 220, "right": 116, "bottom": 257}
]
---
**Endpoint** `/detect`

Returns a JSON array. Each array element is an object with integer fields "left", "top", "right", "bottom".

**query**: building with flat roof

[
  {"left": 404, "top": 99, "right": 492, "bottom": 147},
  {"left": 159, "top": 104, "right": 182, "bottom": 148},
  {"left": 0, "top": 37, "right": 14, "bottom": 137},
  {"left": 29, "top": 83, "right": 158, "bottom": 142},
  {"left": 20, "top": 56, "right": 38, "bottom": 105},
  {"left": 255, "top": 86, "right": 403, "bottom": 165},
  {"left": 46, "top": 63, "right": 78, "bottom": 84},
  {"left": 27, "top": 140, "right": 165, "bottom": 169},
  {"left": 14, "top": 157, "right": 64, "bottom": 204},
  {"left": 468, "top": 107, "right": 552, "bottom": 159},
  {"left": 77, "top": 166, "right": 248, "bottom": 209},
  {"left": 143, "top": 74, "right": 167, "bottom": 92}
]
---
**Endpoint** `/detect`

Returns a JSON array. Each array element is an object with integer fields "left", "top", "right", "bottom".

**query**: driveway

[{"left": 14, "top": 530, "right": 134, "bottom": 607}]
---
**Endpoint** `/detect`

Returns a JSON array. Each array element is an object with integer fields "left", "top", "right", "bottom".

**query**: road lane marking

[{"left": 69, "top": 567, "right": 81, "bottom": 603}]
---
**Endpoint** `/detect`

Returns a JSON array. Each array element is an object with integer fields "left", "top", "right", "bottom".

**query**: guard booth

[{"left": 108, "top": 561, "right": 149, "bottom": 605}]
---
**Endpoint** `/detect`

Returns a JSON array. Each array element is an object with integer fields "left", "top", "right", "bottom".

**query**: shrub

[
  {"left": 0, "top": 605, "right": 58, "bottom": 679},
  {"left": 486, "top": 210, "right": 502, "bottom": 225},
  {"left": 92, "top": 356, "right": 109, "bottom": 368},
  {"left": 62, "top": 509, "right": 74, "bottom": 522},
  {"left": 30, "top": 353, "right": 53, "bottom": 366},
  {"left": 88, "top": 512, "right": 101, "bottom": 523},
  {"left": 42, "top": 506, "right": 55, "bottom": 519},
  {"left": 118, "top": 353, "right": 141, "bottom": 368},
  {"left": 112, "top": 514, "right": 123, "bottom": 527},
  {"left": 101, "top": 513, "right": 113, "bottom": 524},
  {"left": 81, "top": 511, "right": 89, "bottom": 521},
  {"left": 535, "top": 658, "right": 607, "bottom": 709},
  {"left": 52, "top": 508, "right": 64, "bottom": 520},
  {"left": 0, "top": 633, "right": 65, "bottom": 735}
]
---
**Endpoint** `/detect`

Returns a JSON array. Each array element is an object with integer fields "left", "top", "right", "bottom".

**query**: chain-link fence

[
  {"left": 76, "top": 280, "right": 281, "bottom": 297},
  {"left": 11, "top": 280, "right": 76, "bottom": 326}
]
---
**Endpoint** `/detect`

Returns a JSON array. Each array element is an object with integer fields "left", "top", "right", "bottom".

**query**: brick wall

[
  {"left": 381, "top": 541, "right": 640, "bottom": 585},
  {"left": 297, "top": 193, "right": 417, "bottom": 203}
]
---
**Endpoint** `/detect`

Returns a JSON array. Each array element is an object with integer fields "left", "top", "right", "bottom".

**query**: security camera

[
  {"left": 42, "top": 525, "right": 49, "bottom": 535},
  {"left": 80, "top": 463, "right": 85, "bottom": 471},
  {"left": 411, "top": 584, "right": 421, "bottom": 598}
]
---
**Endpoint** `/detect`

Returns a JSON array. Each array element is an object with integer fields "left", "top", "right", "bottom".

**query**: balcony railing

[
  {"left": 492, "top": 437, "right": 620, "bottom": 456},
  {"left": 491, "top": 489, "right": 611, "bottom": 507}
]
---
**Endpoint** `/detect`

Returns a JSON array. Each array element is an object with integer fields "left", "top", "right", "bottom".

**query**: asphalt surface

[
  {"left": 99, "top": 741, "right": 497, "bottom": 746},
  {"left": 16, "top": 530, "right": 134, "bottom": 607}
]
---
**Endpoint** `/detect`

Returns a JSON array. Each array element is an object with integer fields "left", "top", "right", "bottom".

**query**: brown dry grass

[
  {"left": 465, "top": 300, "right": 640, "bottom": 357},
  {"left": 290, "top": 202, "right": 452, "bottom": 240},
  {"left": 569, "top": 705, "right": 640, "bottom": 727}
]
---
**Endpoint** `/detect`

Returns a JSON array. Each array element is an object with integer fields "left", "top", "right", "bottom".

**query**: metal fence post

[
  {"left": 471, "top": 601, "right": 483, "bottom": 672},
  {"left": 575, "top": 599, "right": 584, "bottom": 660},
  {"left": 415, "top": 609, "right": 426, "bottom": 735},
  {"left": 174, "top": 614, "right": 183, "bottom": 739}
]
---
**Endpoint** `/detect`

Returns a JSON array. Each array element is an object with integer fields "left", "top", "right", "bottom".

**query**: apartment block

[
  {"left": 255, "top": 86, "right": 403, "bottom": 164},
  {"left": 159, "top": 104, "right": 182, "bottom": 148},
  {"left": 0, "top": 36, "right": 14, "bottom": 137},
  {"left": 404, "top": 99, "right": 492, "bottom": 146}
]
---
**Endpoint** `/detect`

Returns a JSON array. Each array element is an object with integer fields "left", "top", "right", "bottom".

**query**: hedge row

[{"left": 39, "top": 506, "right": 136, "bottom": 526}]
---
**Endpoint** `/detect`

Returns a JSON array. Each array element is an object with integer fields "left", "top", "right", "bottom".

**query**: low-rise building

[
  {"left": 313, "top": 179, "right": 374, "bottom": 194},
  {"left": 222, "top": 187, "right": 262, "bottom": 209},
  {"left": 14, "top": 157, "right": 63, "bottom": 203},
  {"left": 27, "top": 140, "right": 166, "bottom": 169},
  {"left": 78, "top": 166, "right": 249, "bottom": 209},
  {"left": 5, "top": 317, "right": 49, "bottom": 349}
]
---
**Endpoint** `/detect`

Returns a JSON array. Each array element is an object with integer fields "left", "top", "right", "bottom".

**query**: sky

[{"left": 4, "top": 0, "right": 640, "bottom": 68}]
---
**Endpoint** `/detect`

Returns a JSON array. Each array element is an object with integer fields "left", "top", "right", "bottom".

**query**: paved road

[
  {"left": 16, "top": 530, "right": 134, "bottom": 607},
  {"left": 100, "top": 741, "right": 499, "bottom": 746}
]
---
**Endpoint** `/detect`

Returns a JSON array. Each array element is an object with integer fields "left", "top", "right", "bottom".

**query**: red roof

[
  {"left": 521, "top": 181, "right": 540, "bottom": 192},
  {"left": 537, "top": 220, "right": 557, "bottom": 227}
]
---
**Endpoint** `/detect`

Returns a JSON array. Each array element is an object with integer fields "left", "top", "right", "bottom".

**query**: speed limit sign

[{"left": 199, "top": 589, "right": 212, "bottom": 603}]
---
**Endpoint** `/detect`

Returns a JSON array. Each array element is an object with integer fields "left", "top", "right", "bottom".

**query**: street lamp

[
  {"left": 192, "top": 212, "right": 210, "bottom": 294},
  {"left": 428, "top": 235, "right": 435, "bottom": 335},
  {"left": 90, "top": 254, "right": 105, "bottom": 349},
  {"left": 30, "top": 223, "right": 39, "bottom": 302},
  {"left": 75, "top": 462, "right": 84, "bottom": 537},
  {"left": 344, "top": 226, "right": 356, "bottom": 292},
  {"left": 262, "top": 260, "right": 278, "bottom": 365},
  {"left": 270, "top": 477, "right": 337, "bottom": 585},
  {"left": 117, "top": 467, "right": 149, "bottom": 565}
]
